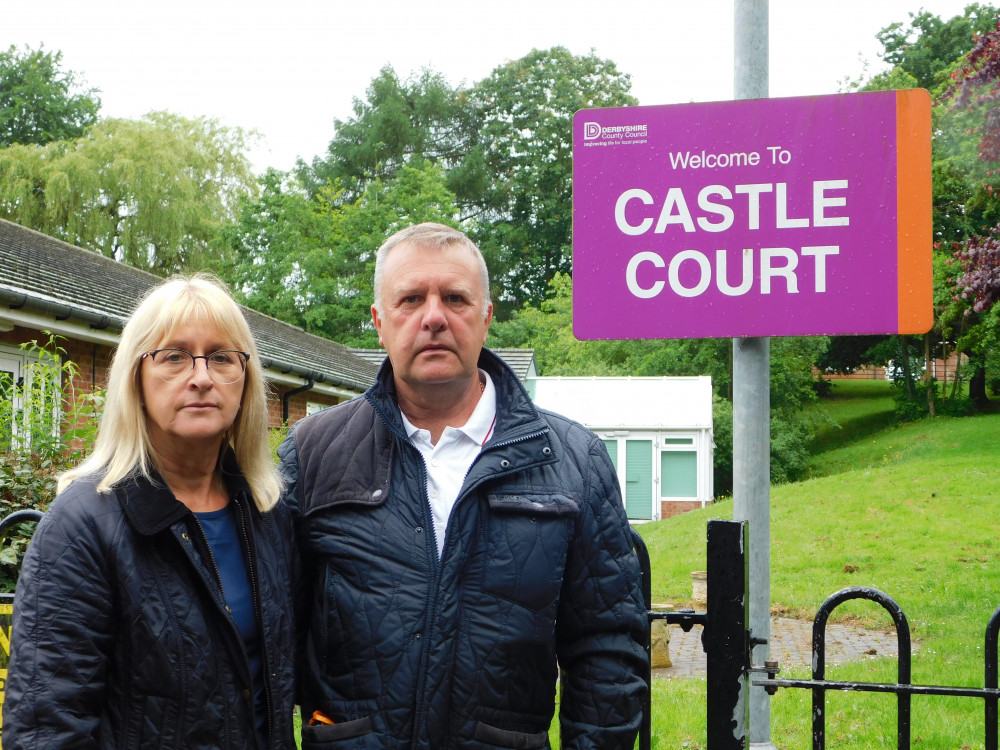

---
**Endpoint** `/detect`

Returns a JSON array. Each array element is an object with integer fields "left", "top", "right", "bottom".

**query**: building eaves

[
  {"left": 0, "top": 219, "right": 378, "bottom": 393},
  {"left": 349, "top": 347, "right": 536, "bottom": 381}
]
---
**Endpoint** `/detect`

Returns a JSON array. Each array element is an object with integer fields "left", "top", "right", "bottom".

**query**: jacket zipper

[
  {"left": 411, "top": 428, "right": 551, "bottom": 748},
  {"left": 408, "top": 440, "right": 440, "bottom": 750},
  {"left": 188, "top": 510, "right": 265, "bottom": 750},
  {"left": 368, "top": 401, "right": 441, "bottom": 749},
  {"left": 234, "top": 497, "right": 274, "bottom": 749},
  {"left": 189, "top": 514, "right": 229, "bottom": 614},
  {"left": 370, "top": 395, "right": 554, "bottom": 748}
]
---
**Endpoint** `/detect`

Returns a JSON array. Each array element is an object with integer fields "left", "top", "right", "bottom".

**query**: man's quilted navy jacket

[
  {"left": 4, "top": 453, "right": 298, "bottom": 750},
  {"left": 279, "top": 349, "right": 647, "bottom": 750}
]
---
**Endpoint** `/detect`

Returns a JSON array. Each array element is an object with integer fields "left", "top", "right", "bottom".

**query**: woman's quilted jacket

[{"left": 4, "top": 453, "right": 297, "bottom": 750}]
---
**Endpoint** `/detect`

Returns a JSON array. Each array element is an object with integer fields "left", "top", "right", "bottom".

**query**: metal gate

[
  {"left": 633, "top": 519, "right": 751, "bottom": 750},
  {"left": 634, "top": 519, "right": 1000, "bottom": 749}
]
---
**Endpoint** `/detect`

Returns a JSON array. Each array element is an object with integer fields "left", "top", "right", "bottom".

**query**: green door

[{"left": 624, "top": 439, "right": 653, "bottom": 520}]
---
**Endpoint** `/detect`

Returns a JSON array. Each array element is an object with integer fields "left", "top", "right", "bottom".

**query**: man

[{"left": 280, "top": 222, "right": 647, "bottom": 749}]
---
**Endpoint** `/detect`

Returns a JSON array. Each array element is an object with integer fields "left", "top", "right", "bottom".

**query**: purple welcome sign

[{"left": 572, "top": 91, "right": 931, "bottom": 340}]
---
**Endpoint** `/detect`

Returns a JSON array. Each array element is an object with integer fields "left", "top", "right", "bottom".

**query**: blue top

[{"left": 196, "top": 505, "right": 266, "bottom": 742}]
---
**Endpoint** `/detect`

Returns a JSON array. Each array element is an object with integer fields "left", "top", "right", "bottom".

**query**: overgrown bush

[
  {"left": 0, "top": 336, "right": 102, "bottom": 591},
  {"left": 711, "top": 394, "right": 733, "bottom": 497},
  {"left": 769, "top": 414, "right": 811, "bottom": 485}
]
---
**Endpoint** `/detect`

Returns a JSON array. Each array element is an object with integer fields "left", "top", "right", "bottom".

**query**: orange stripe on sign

[{"left": 895, "top": 89, "right": 933, "bottom": 334}]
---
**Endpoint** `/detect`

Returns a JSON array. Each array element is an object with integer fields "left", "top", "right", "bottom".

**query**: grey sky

[{"left": 3, "top": 0, "right": 979, "bottom": 172}]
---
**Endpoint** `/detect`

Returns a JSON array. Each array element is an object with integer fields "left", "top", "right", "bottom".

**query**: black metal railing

[
  {"left": 0, "top": 506, "right": 43, "bottom": 716},
  {"left": 634, "top": 521, "right": 1000, "bottom": 749},
  {"left": 0, "top": 508, "right": 42, "bottom": 605},
  {"left": 752, "top": 586, "right": 1000, "bottom": 750}
]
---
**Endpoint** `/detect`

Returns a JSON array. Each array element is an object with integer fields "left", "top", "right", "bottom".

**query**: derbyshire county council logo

[{"left": 582, "top": 121, "right": 648, "bottom": 143}]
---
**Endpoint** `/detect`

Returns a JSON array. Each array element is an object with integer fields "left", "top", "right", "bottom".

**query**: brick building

[{"left": 0, "top": 219, "right": 379, "bottom": 430}]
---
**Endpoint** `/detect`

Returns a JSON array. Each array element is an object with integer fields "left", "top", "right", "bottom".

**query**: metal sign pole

[
  {"left": 733, "top": 1, "right": 774, "bottom": 748},
  {"left": 732, "top": 337, "right": 771, "bottom": 747}
]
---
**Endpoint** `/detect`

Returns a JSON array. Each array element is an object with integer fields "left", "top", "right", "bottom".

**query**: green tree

[
  {"left": 468, "top": 47, "right": 637, "bottom": 313},
  {"left": 0, "top": 45, "right": 101, "bottom": 147},
  {"left": 930, "top": 5, "right": 1000, "bottom": 404},
  {"left": 834, "top": 5, "right": 1000, "bottom": 413},
  {"left": 300, "top": 67, "right": 479, "bottom": 204},
  {"left": 302, "top": 48, "right": 637, "bottom": 317},
  {"left": 876, "top": 4, "right": 998, "bottom": 91},
  {"left": 221, "top": 169, "right": 323, "bottom": 330},
  {"left": 0, "top": 111, "right": 257, "bottom": 274},
  {"left": 488, "top": 272, "right": 626, "bottom": 375},
  {"left": 221, "top": 161, "right": 459, "bottom": 346}
]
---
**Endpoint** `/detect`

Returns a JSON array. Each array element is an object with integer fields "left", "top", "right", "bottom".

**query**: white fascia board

[
  {"left": 0, "top": 308, "right": 121, "bottom": 346},
  {"left": 264, "top": 370, "right": 361, "bottom": 400},
  {"left": 0, "top": 308, "right": 360, "bottom": 400}
]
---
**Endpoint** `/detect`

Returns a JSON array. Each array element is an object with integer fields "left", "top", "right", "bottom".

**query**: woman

[{"left": 5, "top": 274, "right": 296, "bottom": 749}]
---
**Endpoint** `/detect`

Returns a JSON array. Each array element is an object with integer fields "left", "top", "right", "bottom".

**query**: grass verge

[{"left": 636, "top": 411, "right": 1000, "bottom": 748}]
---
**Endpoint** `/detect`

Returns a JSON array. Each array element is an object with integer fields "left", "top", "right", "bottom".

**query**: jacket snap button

[
  {"left": 181, "top": 533, "right": 189, "bottom": 541},
  {"left": 414, "top": 633, "right": 422, "bottom": 640},
  {"left": 372, "top": 489, "right": 383, "bottom": 499},
  {"left": 499, "top": 459, "right": 510, "bottom": 469},
  {"left": 415, "top": 526, "right": 423, "bottom": 533},
  {"left": 241, "top": 688, "right": 251, "bottom": 700},
  {"left": 542, "top": 446, "right": 552, "bottom": 456}
]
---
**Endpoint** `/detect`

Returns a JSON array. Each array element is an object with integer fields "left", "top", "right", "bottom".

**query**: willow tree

[{"left": 0, "top": 111, "right": 257, "bottom": 274}]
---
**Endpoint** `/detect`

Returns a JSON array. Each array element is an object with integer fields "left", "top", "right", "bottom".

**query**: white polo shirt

[{"left": 400, "top": 370, "right": 497, "bottom": 558}]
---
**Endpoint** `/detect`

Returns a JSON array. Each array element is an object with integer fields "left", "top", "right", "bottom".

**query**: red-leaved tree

[
  {"left": 946, "top": 16, "right": 1000, "bottom": 312},
  {"left": 952, "top": 226, "right": 1000, "bottom": 312}
]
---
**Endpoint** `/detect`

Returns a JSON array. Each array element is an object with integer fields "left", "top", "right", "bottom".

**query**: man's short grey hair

[{"left": 373, "top": 222, "right": 491, "bottom": 316}]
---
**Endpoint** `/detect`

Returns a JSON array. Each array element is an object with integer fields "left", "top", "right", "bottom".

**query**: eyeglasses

[{"left": 142, "top": 349, "right": 250, "bottom": 384}]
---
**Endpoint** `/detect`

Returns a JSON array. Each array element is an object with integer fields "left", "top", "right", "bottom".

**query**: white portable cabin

[{"left": 525, "top": 376, "right": 714, "bottom": 521}]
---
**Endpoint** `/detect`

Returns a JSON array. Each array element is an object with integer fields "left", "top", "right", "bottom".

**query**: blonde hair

[{"left": 59, "top": 273, "right": 283, "bottom": 511}]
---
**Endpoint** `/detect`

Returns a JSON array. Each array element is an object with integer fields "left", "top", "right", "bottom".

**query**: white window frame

[
  {"left": 0, "top": 343, "right": 57, "bottom": 451},
  {"left": 658, "top": 432, "right": 701, "bottom": 502}
]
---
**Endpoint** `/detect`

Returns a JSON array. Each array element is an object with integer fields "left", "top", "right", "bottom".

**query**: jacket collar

[
  {"left": 368, "top": 348, "right": 547, "bottom": 445},
  {"left": 114, "top": 449, "right": 252, "bottom": 536}
]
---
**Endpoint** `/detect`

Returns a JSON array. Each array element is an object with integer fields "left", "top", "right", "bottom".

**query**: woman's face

[{"left": 140, "top": 321, "right": 246, "bottom": 458}]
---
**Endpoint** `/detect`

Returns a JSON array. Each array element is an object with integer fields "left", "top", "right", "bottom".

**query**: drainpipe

[{"left": 282, "top": 379, "right": 315, "bottom": 424}]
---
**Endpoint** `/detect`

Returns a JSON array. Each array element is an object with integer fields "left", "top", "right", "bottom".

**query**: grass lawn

[
  {"left": 806, "top": 379, "right": 897, "bottom": 458},
  {"left": 635, "top": 408, "right": 1000, "bottom": 748}
]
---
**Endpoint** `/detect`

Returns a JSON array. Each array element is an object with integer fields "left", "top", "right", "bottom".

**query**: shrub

[
  {"left": 711, "top": 394, "right": 733, "bottom": 497},
  {"left": 0, "top": 336, "right": 102, "bottom": 591}
]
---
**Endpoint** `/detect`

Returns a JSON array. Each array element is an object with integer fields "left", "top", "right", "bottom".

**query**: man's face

[{"left": 372, "top": 241, "right": 492, "bottom": 393}]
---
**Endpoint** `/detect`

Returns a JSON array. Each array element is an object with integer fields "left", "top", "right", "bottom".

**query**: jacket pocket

[
  {"left": 300, "top": 715, "right": 375, "bottom": 749},
  {"left": 482, "top": 493, "right": 579, "bottom": 612},
  {"left": 473, "top": 721, "right": 549, "bottom": 749}
]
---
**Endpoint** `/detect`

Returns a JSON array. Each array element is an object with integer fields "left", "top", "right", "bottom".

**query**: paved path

[{"left": 655, "top": 617, "right": 910, "bottom": 679}]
